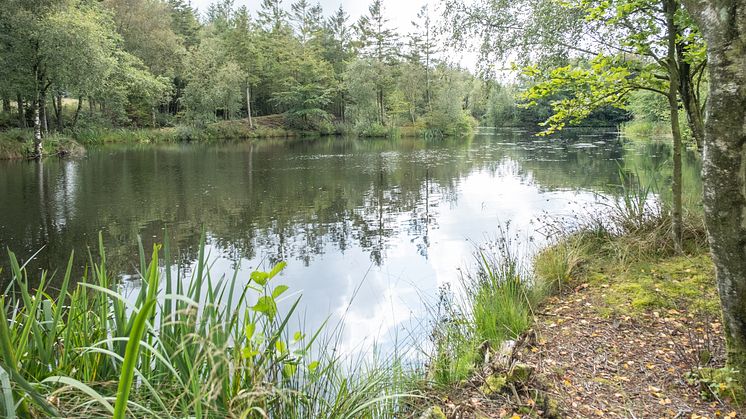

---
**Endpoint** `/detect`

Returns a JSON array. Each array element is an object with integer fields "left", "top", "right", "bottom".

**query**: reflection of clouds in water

[
  {"left": 122, "top": 159, "right": 610, "bottom": 357},
  {"left": 49, "top": 160, "right": 79, "bottom": 231}
]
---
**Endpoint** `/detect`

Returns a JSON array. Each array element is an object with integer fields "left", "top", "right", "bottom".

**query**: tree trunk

[
  {"left": 32, "top": 64, "right": 45, "bottom": 158},
  {"left": 665, "top": 0, "right": 683, "bottom": 253},
  {"left": 72, "top": 96, "right": 83, "bottom": 129},
  {"left": 682, "top": 0, "right": 746, "bottom": 389},
  {"left": 56, "top": 93, "right": 63, "bottom": 132},
  {"left": 40, "top": 90, "right": 48, "bottom": 136},
  {"left": 16, "top": 94, "right": 25, "bottom": 128},
  {"left": 378, "top": 88, "right": 385, "bottom": 126},
  {"left": 246, "top": 85, "right": 253, "bottom": 129},
  {"left": 51, "top": 93, "right": 59, "bottom": 128},
  {"left": 32, "top": 95, "right": 43, "bottom": 158},
  {"left": 677, "top": 42, "right": 705, "bottom": 151},
  {"left": 88, "top": 96, "right": 94, "bottom": 115},
  {"left": 2, "top": 97, "right": 9, "bottom": 114}
]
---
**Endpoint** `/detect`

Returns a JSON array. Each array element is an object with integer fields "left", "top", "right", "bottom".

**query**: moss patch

[
  {"left": 585, "top": 253, "right": 718, "bottom": 318},
  {"left": 480, "top": 374, "right": 507, "bottom": 395}
]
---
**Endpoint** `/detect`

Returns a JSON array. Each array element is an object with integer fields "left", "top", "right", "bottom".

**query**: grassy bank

[
  {"left": 424, "top": 191, "right": 742, "bottom": 415},
  {"left": 0, "top": 114, "right": 324, "bottom": 160},
  {"left": 0, "top": 235, "right": 418, "bottom": 418},
  {"left": 620, "top": 120, "right": 673, "bottom": 140},
  {"left": 0, "top": 114, "right": 473, "bottom": 160},
  {"left": 0, "top": 129, "right": 86, "bottom": 159}
]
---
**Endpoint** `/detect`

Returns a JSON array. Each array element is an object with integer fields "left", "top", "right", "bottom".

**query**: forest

[
  {"left": 0, "top": 0, "right": 745, "bottom": 417},
  {"left": 0, "top": 0, "right": 634, "bottom": 159}
]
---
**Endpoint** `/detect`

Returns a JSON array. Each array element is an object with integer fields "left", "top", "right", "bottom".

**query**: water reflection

[{"left": 0, "top": 129, "right": 701, "bottom": 352}]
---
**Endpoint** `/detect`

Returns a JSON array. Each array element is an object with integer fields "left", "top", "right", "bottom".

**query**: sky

[{"left": 189, "top": 0, "right": 430, "bottom": 35}]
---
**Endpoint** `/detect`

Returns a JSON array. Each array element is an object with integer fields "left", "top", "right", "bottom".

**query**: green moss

[
  {"left": 480, "top": 374, "right": 507, "bottom": 395},
  {"left": 508, "top": 363, "right": 533, "bottom": 384},
  {"left": 592, "top": 254, "right": 718, "bottom": 318}
]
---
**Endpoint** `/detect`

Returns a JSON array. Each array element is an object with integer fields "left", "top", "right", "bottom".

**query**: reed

[{"left": 0, "top": 234, "right": 415, "bottom": 418}]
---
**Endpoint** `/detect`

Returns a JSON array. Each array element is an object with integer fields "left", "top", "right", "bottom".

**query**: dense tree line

[{"left": 1, "top": 0, "right": 515, "bottom": 157}]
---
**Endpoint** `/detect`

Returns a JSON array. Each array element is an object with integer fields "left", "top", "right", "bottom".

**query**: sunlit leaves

[{"left": 519, "top": 54, "right": 660, "bottom": 134}]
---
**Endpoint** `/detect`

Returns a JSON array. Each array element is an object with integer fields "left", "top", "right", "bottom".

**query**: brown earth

[{"left": 430, "top": 280, "right": 742, "bottom": 418}]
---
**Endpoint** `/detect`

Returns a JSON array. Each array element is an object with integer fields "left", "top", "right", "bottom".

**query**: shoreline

[
  {"left": 420, "top": 214, "right": 743, "bottom": 416},
  {"left": 0, "top": 116, "right": 455, "bottom": 161}
]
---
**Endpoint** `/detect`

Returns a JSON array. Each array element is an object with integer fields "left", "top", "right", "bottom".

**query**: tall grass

[
  {"left": 0, "top": 234, "right": 415, "bottom": 418},
  {"left": 428, "top": 226, "right": 540, "bottom": 387}
]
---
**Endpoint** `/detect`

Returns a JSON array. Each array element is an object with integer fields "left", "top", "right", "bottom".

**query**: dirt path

[{"left": 515, "top": 284, "right": 739, "bottom": 418}]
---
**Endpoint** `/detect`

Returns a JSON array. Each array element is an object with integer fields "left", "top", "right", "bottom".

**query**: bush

[
  {"left": 424, "top": 111, "right": 477, "bottom": 137},
  {"left": 355, "top": 122, "right": 388, "bottom": 137}
]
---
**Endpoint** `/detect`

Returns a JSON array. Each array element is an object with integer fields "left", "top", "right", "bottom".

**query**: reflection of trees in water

[{"left": 0, "top": 130, "right": 688, "bottom": 286}]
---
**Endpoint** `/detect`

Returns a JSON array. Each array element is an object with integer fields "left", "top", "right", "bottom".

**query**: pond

[{"left": 0, "top": 128, "right": 701, "bottom": 353}]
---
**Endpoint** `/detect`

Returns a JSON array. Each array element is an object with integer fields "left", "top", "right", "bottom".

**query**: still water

[{"left": 0, "top": 129, "right": 700, "bottom": 352}]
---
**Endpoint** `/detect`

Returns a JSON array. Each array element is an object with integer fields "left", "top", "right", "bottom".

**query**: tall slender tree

[
  {"left": 681, "top": 0, "right": 746, "bottom": 391},
  {"left": 356, "top": 0, "right": 399, "bottom": 125}
]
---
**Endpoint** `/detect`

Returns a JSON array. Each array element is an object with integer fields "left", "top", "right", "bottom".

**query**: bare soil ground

[{"left": 431, "top": 278, "right": 742, "bottom": 418}]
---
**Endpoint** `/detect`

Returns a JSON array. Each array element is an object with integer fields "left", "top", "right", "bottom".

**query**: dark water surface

[{"left": 0, "top": 129, "right": 700, "bottom": 351}]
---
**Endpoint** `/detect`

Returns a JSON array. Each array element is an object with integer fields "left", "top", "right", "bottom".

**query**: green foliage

[
  {"left": 483, "top": 84, "right": 517, "bottom": 127},
  {"left": 271, "top": 54, "right": 334, "bottom": 130},
  {"left": 422, "top": 65, "right": 478, "bottom": 136},
  {"left": 344, "top": 59, "right": 382, "bottom": 128},
  {"left": 626, "top": 90, "right": 669, "bottom": 123},
  {"left": 183, "top": 36, "right": 245, "bottom": 123},
  {"left": 0, "top": 237, "right": 415, "bottom": 417},
  {"left": 520, "top": 55, "right": 653, "bottom": 134},
  {"left": 429, "top": 227, "right": 540, "bottom": 387},
  {"left": 0, "top": 0, "right": 501, "bottom": 139},
  {"left": 687, "top": 367, "right": 745, "bottom": 404}
]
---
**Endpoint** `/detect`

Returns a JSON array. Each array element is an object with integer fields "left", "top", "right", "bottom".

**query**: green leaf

[
  {"left": 242, "top": 347, "right": 259, "bottom": 359},
  {"left": 244, "top": 322, "right": 256, "bottom": 340},
  {"left": 272, "top": 285, "right": 289, "bottom": 299},
  {"left": 252, "top": 296, "right": 277, "bottom": 319},
  {"left": 282, "top": 363, "right": 297, "bottom": 378},
  {"left": 113, "top": 300, "right": 156, "bottom": 419},
  {"left": 250, "top": 271, "right": 270, "bottom": 286},
  {"left": 308, "top": 361, "right": 319, "bottom": 372},
  {"left": 269, "top": 261, "right": 287, "bottom": 279}
]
